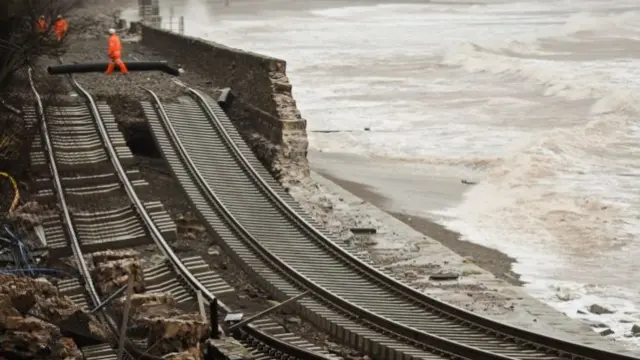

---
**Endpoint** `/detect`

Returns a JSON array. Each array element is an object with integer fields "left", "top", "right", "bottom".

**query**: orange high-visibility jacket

[
  {"left": 108, "top": 34, "right": 122, "bottom": 58},
  {"left": 54, "top": 19, "right": 68, "bottom": 34},
  {"left": 36, "top": 19, "right": 47, "bottom": 32}
]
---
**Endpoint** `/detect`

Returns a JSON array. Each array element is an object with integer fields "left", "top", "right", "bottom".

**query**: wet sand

[{"left": 311, "top": 150, "right": 523, "bottom": 286}]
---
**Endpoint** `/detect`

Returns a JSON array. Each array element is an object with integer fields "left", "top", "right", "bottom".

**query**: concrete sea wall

[{"left": 139, "top": 24, "right": 309, "bottom": 182}]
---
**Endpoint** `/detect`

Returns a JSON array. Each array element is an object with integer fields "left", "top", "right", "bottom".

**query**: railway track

[
  {"left": 142, "top": 87, "right": 640, "bottom": 360},
  {"left": 26, "top": 65, "right": 335, "bottom": 360}
]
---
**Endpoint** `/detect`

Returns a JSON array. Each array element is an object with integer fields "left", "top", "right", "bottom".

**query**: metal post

[
  {"left": 90, "top": 283, "right": 128, "bottom": 314},
  {"left": 227, "top": 291, "right": 310, "bottom": 331},
  {"left": 225, "top": 0, "right": 229, "bottom": 7},
  {"left": 169, "top": 6, "right": 174, "bottom": 32},
  {"left": 179, "top": 16, "right": 184, "bottom": 34},
  {"left": 197, "top": 290, "right": 207, "bottom": 322},
  {"left": 116, "top": 276, "right": 134, "bottom": 360},
  {"left": 209, "top": 298, "right": 219, "bottom": 339}
]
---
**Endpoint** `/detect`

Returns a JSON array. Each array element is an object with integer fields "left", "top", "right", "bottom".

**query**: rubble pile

[
  {"left": 93, "top": 250, "right": 209, "bottom": 359},
  {"left": 0, "top": 275, "right": 107, "bottom": 360},
  {"left": 92, "top": 249, "right": 146, "bottom": 294},
  {"left": 6, "top": 200, "right": 45, "bottom": 229},
  {"left": 176, "top": 212, "right": 207, "bottom": 241}
]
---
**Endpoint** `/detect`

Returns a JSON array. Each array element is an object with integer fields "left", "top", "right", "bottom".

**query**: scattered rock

[
  {"left": 92, "top": 250, "right": 145, "bottom": 295},
  {"left": 207, "top": 245, "right": 221, "bottom": 256},
  {"left": 176, "top": 213, "right": 206, "bottom": 236},
  {"left": 0, "top": 275, "right": 108, "bottom": 359},
  {"left": 598, "top": 328, "right": 614, "bottom": 337},
  {"left": 429, "top": 272, "right": 460, "bottom": 281},
  {"left": 6, "top": 200, "right": 45, "bottom": 229},
  {"left": 113, "top": 292, "right": 178, "bottom": 319},
  {"left": 588, "top": 304, "right": 614, "bottom": 315},
  {"left": 0, "top": 316, "right": 83, "bottom": 360},
  {"left": 144, "top": 313, "right": 209, "bottom": 357},
  {"left": 30, "top": 295, "right": 108, "bottom": 340}
]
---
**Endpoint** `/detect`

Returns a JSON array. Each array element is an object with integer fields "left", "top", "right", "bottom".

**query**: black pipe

[
  {"left": 47, "top": 61, "right": 180, "bottom": 76},
  {"left": 209, "top": 298, "right": 219, "bottom": 339}
]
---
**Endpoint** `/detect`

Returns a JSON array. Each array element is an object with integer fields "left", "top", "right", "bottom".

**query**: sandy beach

[{"left": 310, "top": 150, "right": 523, "bottom": 285}]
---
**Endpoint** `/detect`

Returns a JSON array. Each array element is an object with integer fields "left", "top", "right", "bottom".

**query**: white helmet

[
  {"left": 57, "top": 15, "right": 62, "bottom": 19},
  {"left": 108, "top": 28, "right": 116, "bottom": 35}
]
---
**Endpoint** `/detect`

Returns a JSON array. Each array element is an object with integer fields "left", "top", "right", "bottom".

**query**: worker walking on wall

[
  {"left": 105, "top": 28, "right": 129, "bottom": 75},
  {"left": 35, "top": 15, "right": 47, "bottom": 33},
  {"left": 53, "top": 15, "right": 69, "bottom": 41}
]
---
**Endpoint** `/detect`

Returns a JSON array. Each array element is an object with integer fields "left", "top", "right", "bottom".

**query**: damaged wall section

[{"left": 139, "top": 25, "right": 310, "bottom": 183}]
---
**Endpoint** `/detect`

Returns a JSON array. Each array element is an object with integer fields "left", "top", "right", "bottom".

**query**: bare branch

[{"left": 0, "top": 0, "right": 85, "bottom": 89}]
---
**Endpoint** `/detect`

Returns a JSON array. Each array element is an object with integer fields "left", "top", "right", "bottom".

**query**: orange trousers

[{"left": 105, "top": 56, "right": 128, "bottom": 75}]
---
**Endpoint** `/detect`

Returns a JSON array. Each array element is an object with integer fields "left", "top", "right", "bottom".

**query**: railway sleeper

[
  {"left": 80, "top": 343, "right": 118, "bottom": 360},
  {"left": 96, "top": 102, "right": 136, "bottom": 164},
  {"left": 197, "top": 97, "right": 404, "bottom": 282},
  {"left": 33, "top": 179, "right": 148, "bottom": 204},
  {"left": 33, "top": 170, "right": 145, "bottom": 190},
  {"left": 145, "top": 101, "right": 457, "bottom": 360}
]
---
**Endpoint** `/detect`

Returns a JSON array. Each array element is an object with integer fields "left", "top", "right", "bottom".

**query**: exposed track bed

[
  {"left": 26, "top": 67, "right": 331, "bottom": 360},
  {"left": 143, "top": 87, "right": 639, "bottom": 360}
]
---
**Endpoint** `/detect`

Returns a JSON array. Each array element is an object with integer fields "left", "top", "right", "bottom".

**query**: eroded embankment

[{"left": 139, "top": 24, "right": 309, "bottom": 183}]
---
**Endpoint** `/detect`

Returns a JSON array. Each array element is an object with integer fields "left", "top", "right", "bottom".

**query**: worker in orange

[
  {"left": 35, "top": 15, "right": 47, "bottom": 33},
  {"left": 53, "top": 15, "right": 69, "bottom": 41},
  {"left": 105, "top": 29, "right": 129, "bottom": 75}
]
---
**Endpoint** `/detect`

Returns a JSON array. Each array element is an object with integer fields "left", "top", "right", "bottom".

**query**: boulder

[
  {"left": 0, "top": 316, "right": 83, "bottom": 360},
  {"left": 631, "top": 324, "right": 640, "bottom": 336},
  {"left": 588, "top": 304, "right": 614, "bottom": 315},
  {"left": 144, "top": 313, "right": 208, "bottom": 357},
  {"left": 29, "top": 295, "right": 108, "bottom": 340},
  {"left": 0, "top": 276, "right": 58, "bottom": 311},
  {"left": 92, "top": 257, "right": 145, "bottom": 295},
  {"left": 0, "top": 294, "right": 21, "bottom": 327},
  {"left": 0, "top": 275, "right": 108, "bottom": 343}
]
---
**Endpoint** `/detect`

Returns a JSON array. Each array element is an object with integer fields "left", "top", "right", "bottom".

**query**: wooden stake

[{"left": 116, "top": 275, "right": 135, "bottom": 360}]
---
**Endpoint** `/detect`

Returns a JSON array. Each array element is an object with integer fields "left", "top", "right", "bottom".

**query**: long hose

[{"left": 0, "top": 171, "right": 20, "bottom": 214}]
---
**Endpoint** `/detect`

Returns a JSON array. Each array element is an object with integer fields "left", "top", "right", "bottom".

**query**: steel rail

[
  {"left": 28, "top": 66, "right": 151, "bottom": 360},
  {"left": 141, "top": 87, "right": 335, "bottom": 360},
  {"left": 186, "top": 88, "right": 639, "bottom": 360},
  {"left": 52, "top": 59, "right": 333, "bottom": 359},
  {"left": 145, "top": 85, "right": 512, "bottom": 359},
  {"left": 40, "top": 55, "right": 330, "bottom": 360}
]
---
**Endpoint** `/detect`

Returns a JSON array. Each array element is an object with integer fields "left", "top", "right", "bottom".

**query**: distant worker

[
  {"left": 105, "top": 29, "right": 129, "bottom": 75},
  {"left": 36, "top": 15, "right": 47, "bottom": 33},
  {"left": 53, "top": 15, "right": 69, "bottom": 41}
]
